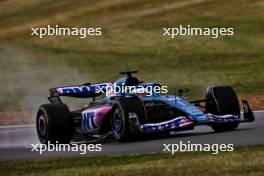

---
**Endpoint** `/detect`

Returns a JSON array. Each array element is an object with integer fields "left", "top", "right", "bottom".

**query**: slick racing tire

[
  {"left": 111, "top": 97, "right": 145, "bottom": 142},
  {"left": 36, "top": 104, "right": 75, "bottom": 144},
  {"left": 206, "top": 85, "right": 240, "bottom": 132}
]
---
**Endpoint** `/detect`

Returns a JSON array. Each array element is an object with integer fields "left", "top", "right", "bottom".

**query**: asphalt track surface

[{"left": 0, "top": 111, "right": 263, "bottom": 160}]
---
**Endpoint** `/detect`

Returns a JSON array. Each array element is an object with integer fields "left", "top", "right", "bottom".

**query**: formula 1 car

[{"left": 36, "top": 71, "right": 255, "bottom": 144}]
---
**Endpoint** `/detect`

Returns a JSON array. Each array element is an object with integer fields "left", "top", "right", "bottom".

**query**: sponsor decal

[
  {"left": 141, "top": 116, "right": 193, "bottom": 132},
  {"left": 56, "top": 83, "right": 109, "bottom": 94},
  {"left": 82, "top": 111, "right": 97, "bottom": 131}
]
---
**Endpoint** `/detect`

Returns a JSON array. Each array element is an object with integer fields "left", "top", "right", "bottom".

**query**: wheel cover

[
  {"left": 113, "top": 108, "right": 122, "bottom": 135},
  {"left": 38, "top": 114, "right": 47, "bottom": 137}
]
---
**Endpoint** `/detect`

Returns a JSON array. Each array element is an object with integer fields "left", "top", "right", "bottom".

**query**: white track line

[
  {"left": 0, "top": 124, "right": 35, "bottom": 129},
  {"left": 253, "top": 110, "right": 264, "bottom": 113}
]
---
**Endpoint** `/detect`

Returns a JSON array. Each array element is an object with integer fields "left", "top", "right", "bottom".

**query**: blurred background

[{"left": 0, "top": 0, "right": 263, "bottom": 124}]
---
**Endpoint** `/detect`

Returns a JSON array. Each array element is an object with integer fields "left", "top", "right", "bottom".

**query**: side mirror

[
  {"left": 83, "top": 82, "right": 91, "bottom": 86},
  {"left": 178, "top": 88, "right": 190, "bottom": 97}
]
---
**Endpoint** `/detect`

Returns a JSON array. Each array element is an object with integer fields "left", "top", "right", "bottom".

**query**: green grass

[
  {"left": 1, "top": 145, "right": 264, "bottom": 176},
  {"left": 0, "top": 0, "right": 263, "bottom": 110}
]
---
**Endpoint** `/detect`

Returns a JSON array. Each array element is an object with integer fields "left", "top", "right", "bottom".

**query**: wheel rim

[
  {"left": 113, "top": 108, "right": 122, "bottom": 135},
  {"left": 38, "top": 114, "right": 47, "bottom": 137}
]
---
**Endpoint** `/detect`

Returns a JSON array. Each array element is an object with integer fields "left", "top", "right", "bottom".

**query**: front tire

[
  {"left": 36, "top": 104, "right": 75, "bottom": 144},
  {"left": 110, "top": 97, "right": 145, "bottom": 142},
  {"left": 206, "top": 85, "right": 240, "bottom": 132}
]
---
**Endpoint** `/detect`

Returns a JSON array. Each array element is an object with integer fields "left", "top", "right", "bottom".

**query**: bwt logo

[
  {"left": 61, "top": 86, "right": 91, "bottom": 94},
  {"left": 82, "top": 111, "right": 97, "bottom": 130},
  {"left": 58, "top": 84, "right": 108, "bottom": 94}
]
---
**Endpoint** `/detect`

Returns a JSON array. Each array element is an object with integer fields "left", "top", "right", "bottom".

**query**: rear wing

[{"left": 48, "top": 82, "right": 112, "bottom": 102}]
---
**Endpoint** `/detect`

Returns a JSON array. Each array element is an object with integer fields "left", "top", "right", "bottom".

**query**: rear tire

[
  {"left": 36, "top": 104, "right": 75, "bottom": 144},
  {"left": 206, "top": 85, "right": 240, "bottom": 132}
]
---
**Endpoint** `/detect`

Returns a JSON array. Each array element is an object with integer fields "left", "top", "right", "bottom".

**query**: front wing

[{"left": 129, "top": 100, "right": 255, "bottom": 133}]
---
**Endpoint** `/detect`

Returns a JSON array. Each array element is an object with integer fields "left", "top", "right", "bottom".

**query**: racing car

[{"left": 36, "top": 71, "right": 255, "bottom": 144}]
